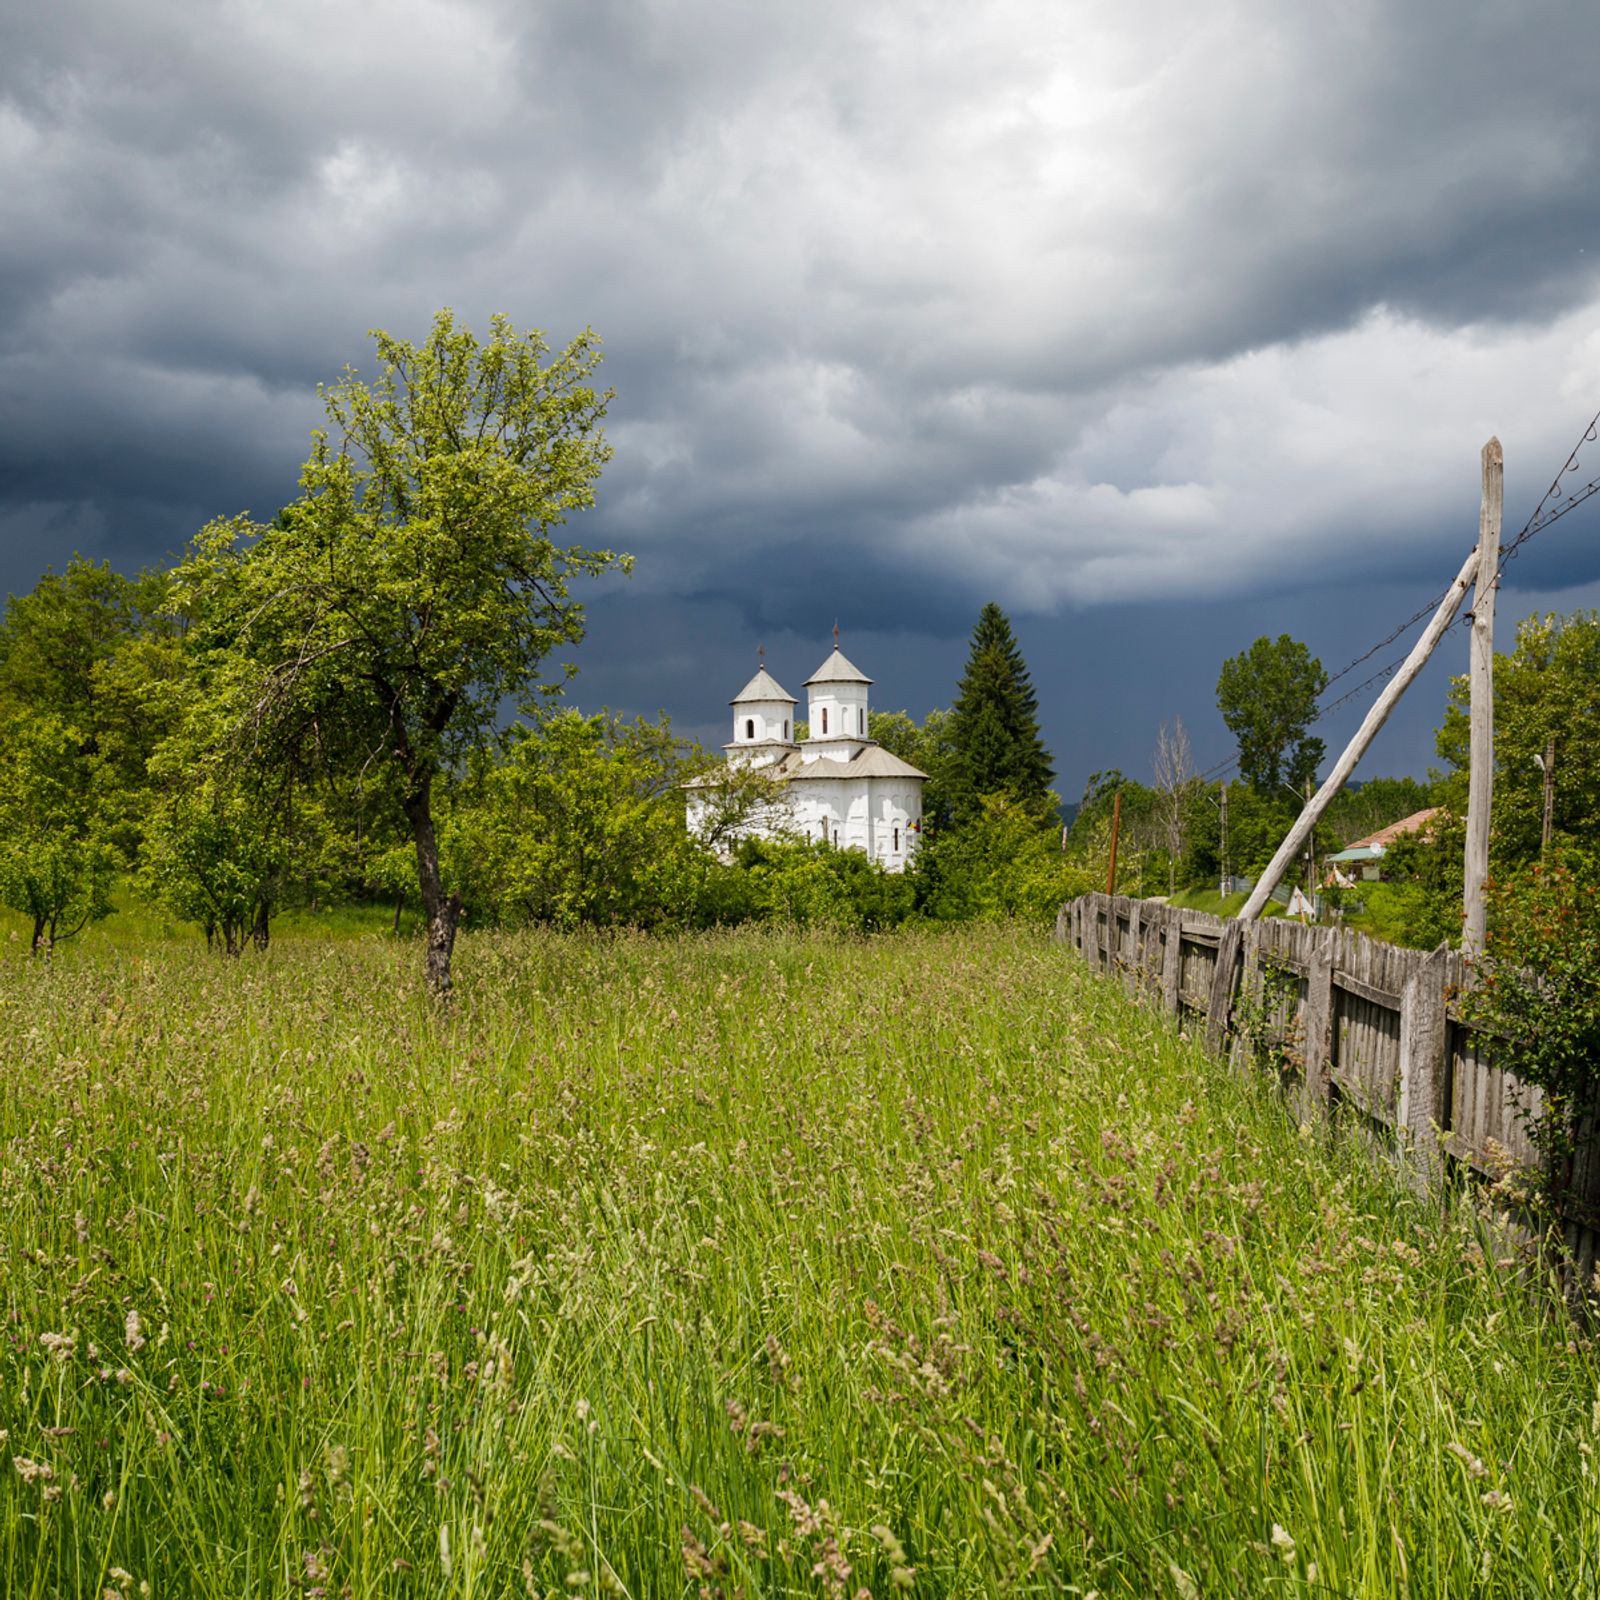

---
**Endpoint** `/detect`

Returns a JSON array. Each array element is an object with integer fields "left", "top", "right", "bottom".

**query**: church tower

[
  {"left": 726, "top": 649, "right": 798, "bottom": 767},
  {"left": 801, "top": 626, "right": 872, "bottom": 762}
]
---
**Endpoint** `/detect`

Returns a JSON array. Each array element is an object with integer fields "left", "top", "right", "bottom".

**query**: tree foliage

[
  {"left": 1216, "top": 634, "right": 1327, "bottom": 797},
  {"left": 1437, "top": 612, "right": 1600, "bottom": 863},
  {"left": 946, "top": 604, "right": 1052, "bottom": 820},
  {"left": 1460, "top": 847, "right": 1600, "bottom": 1191},
  {"left": 176, "top": 310, "right": 623, "bottom": 995},
  {"left": 914, "top": 795, "right": 1092, "bottom": 922},
  {"left": 446, "top": 710, "right": 709, "bottom": 930},
  {"left": 0, "top": 712, "right": 115, "bottom": 953}
]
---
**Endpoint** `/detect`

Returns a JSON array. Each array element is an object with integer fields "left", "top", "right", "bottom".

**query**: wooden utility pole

[
  {"left": 1237, "top": 542, "right": 1483, "bottom": 923},
  {"left": 1105, "top": 790, "right": 1122, "bottom": 895},
  {"left": 1539, "top": 735, "right": 1556, "bottom": 852},
  {"left": 1219, "top": 782, "right": 1229, "bottom": 895},
  {"left": 1463, "top": 438, "right": 1502, "bottom": 956}
]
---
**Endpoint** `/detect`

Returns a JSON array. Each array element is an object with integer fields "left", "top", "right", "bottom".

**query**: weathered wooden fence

[{"left": 1057, "top": 892, "right": 1600, "bottom": 1273}]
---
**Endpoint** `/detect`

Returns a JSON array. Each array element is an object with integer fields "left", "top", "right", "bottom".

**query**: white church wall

[
  {"left": 806, "top": 684, "right": 868, "bottom": 741},
  {"left": 730, "top": 700, "right": 795, "bottom": 748}
]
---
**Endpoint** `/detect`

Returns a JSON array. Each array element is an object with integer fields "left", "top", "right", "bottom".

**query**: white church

[{"left": 685, "top": 633, "right": 928, "bottom": 871}]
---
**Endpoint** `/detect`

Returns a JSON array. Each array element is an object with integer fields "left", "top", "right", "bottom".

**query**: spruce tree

[{"left": 946, "top": 603, "right": 1053, "bottom": 819}]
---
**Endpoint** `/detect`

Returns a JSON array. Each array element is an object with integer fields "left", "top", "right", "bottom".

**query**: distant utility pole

[
  {"left": 1219, "top": 781, "right": 1229, "bottom": 896},
  {"left": 1303, "top": 777, "right": 1316, "bottom": 902},
  {"left": 1105, "top": 790, "right": 1122, "bottom": 895},
  {"left": 1463, "top": 438, "right": 1502, "bottom": 956},
  {"left": 1538, "top": 735, "right": 1556, "bottom": 852}
]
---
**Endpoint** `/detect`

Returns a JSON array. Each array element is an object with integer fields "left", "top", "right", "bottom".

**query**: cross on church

[{"left": 833, "top": 620, "right": 840, "bottom": 649}]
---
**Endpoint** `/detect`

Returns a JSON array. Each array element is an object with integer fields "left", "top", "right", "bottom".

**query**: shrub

[{"left": 1461, "top": 845, "right": 1600, "bottom": 1192}]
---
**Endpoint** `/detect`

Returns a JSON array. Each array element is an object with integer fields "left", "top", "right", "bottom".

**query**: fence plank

[
  {"left": 1205, "top": 921, "right": 1243, "bottom": 1056},
  {"left": 1160, "top": 905, "right": 1182, "bottom": 1014},
  {"left": 1304, "top": 931, "right": 1335, "bottom": 1104},
  {"left": 1398, "top": 945, "right": 1450, "bottom": 1171}
]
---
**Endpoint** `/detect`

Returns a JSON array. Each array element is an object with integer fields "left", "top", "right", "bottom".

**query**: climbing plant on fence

[{"left": 1461, "top": 845, "right": 1600, "bottom": 1197}]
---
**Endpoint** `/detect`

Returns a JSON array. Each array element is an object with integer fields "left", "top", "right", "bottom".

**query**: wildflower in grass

[
  {"left": 870, "top": 1523, "right": 915, "bottom": 1589},
  {"left": 124, "top": 1309, "right": 145, "bottom": 1353},
  {"left": 13, "top": 1456, "right": 53, "bottom": 1485},
  {"left": 39, "top": 1330, "right": 75, "bottom": 1362},
  {"left": 1446, "top": 1440, "right": 1489, "bottom": 1479}
]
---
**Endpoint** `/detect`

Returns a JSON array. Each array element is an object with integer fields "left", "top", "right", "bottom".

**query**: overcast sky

[{"left": 5, "top": 0, "right": 1600, "bottom": 798}]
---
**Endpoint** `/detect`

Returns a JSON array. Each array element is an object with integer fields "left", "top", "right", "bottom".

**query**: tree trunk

[
  {"left": 252, "top": 901, "right": 271, "bottom": 951},
  {"left": 404, "top": 770, "right": 461, "bottom": 1000},
  {"left": 392, "top": 893, "right": 405, "bottom": 936},
  {"left": 30, "top": 916, "right": 46, "bottom": 956}
]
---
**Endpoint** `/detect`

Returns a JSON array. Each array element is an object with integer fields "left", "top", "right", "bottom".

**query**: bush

[
  {"left": 723, "top": 838, "right": 915, "bottom": 931},
  {"left": 914, "top": 795, "right": 1095, "bottom": 923},
  {"left": 1460, "top": 846, "right": 1600, "bottom": 1190}
]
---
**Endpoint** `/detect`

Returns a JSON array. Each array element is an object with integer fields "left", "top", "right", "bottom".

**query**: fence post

[
  {"left": 1206, "top": 921, "right": 1244, "bottom": 1056},
  {"left": 1397, "top": 945, "right": 1451, "bottom": 1170},
  {"left": 1303, "top": 930, "right": 1336, "bottom": 1105}
]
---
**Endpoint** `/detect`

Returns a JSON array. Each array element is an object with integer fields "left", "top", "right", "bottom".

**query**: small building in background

[
  {"left": 686, "top": 636, "right": 928, "bottom": 871},
  {"left": 1325, "top": 807, "right": 1441, "bottom": 885}
]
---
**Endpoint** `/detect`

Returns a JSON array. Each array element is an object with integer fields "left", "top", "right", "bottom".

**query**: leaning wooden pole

[
  {"left": 1237, "top": 543, "right": 1483, "bottom": 923},
  {"left": 1462, "top": 438, "right": 1502, "bottom": 955}
]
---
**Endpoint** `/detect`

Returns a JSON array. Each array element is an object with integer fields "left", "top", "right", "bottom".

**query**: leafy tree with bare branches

[
  {"left": 177, "top": 311, "right": 623, "bottom": 996},
  {"left": 1152, "top": 716, "right": 1197, "bottom": 894}
]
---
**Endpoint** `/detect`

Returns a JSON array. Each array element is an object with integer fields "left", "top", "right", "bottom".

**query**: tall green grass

[{"left": 2, "top": 924, "right": 1597, "bottom": 1597}]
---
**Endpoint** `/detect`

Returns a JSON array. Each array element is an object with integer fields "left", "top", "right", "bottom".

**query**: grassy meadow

[{"left": 3, "top": 922, "right": 1599, "bottom": 1598}]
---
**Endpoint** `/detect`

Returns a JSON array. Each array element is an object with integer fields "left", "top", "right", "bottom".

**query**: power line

[
  {"left": 1195, "top": 407, "right": 1600, "bottom": 787},
  {"left": 1319, "top": 582, "right": 1455, "bottom": 693},
  {"left": 1497, "top": 405, "right": 1600, "bottom": 576}
]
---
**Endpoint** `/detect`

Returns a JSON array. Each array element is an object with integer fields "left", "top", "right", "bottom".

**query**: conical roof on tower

[
  {"left": 730, "top": 667, "right": 798, "bottom": 706},
  {"left": 804, "top": 648, "right": 873, "bottom": 687}
]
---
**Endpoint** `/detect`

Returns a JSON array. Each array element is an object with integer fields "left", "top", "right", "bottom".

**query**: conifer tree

[{"left": 946, "top": 602, "right": 1053, "bottom": 819}]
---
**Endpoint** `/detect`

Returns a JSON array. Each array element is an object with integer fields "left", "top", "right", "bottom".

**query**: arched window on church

[
  {"left": 858, "top": 707, "right": 865, "bottom": 733},
  {"left": 821, "top": 708, "right": 828, "bottom": 734},
  {"left": 893, "top": 825, "right": 900, "bottom": 852},
  {"left": 784, "top": 719, "right": 790, "bottom": 740},
  {"left": 745, "top": 718, "right": 755, "bottom": 740}
]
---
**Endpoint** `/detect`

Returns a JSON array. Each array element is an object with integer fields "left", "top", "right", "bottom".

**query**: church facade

[{"left": 686, "top": 639, "right": 928, "bottom": 871}]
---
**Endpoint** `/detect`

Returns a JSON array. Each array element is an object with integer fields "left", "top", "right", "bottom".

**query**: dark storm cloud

[{"left": 4, "top": 0, "right": 1600, "bottom": 791}]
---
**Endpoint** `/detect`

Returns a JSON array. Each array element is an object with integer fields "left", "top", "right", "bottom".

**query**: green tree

[
  {"left": 913, "top": 795, "right": 1091, "bottom": 923},
  {"left": 946, "top": 604, "right": 1053, "bottom": 820},
  {"left": 1377, "top": 611, "right": 1600, "bottom": 951},
  {"left": 0, "top": 712, "right": 115, "bottom": 953},
  {"left": 1436, "top": 612, "right": 1600, "bottom": 866},
  {"left": 1460, "top": 846, "right": 1600, "bottom": 1198},
  {"left": 0, "top": 558, "right": 184, "bottom": 862},
  {"left": 1215, "top": 634, "right": 1327, "bottom": 797},
  {"left": 142, "top": 773, "right": 295, "bottom": 954},
  {"left": 448, "top": 710, "right": 710, "bottom": 930},
  {"left": 176, "top": 310, "right": 623, "bottom": 996}
]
